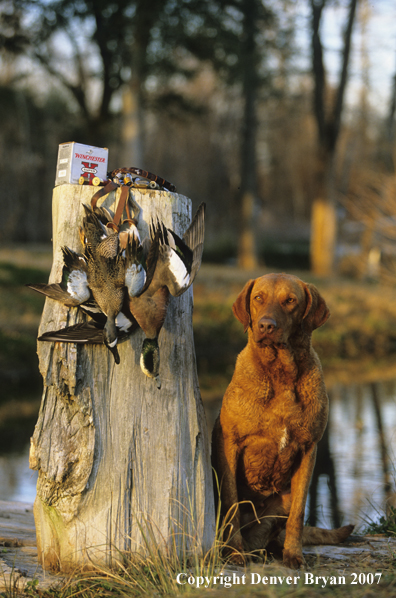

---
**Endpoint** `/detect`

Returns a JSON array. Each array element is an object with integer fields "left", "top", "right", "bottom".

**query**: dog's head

[{"left": 232, "top": 273, "right": 329, "bottom": 346}]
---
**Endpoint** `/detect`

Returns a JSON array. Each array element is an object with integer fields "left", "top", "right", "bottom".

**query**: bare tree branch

[
  {"left": 330, "top": 0, "right": 358, "bottom": 152},
  {"left": 310, "top": 0, "right": 326, "bottom": 145},
  {"left": 33, "top": 49, "right": 91, "bottom": 121}
]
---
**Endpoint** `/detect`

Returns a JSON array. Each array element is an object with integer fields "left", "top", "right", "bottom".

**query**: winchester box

[{"left": 55, "top": 142, "right": 109, "bottom": 186}]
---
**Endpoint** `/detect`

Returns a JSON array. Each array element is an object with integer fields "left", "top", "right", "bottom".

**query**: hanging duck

[
  {"left": 32, "top": 202, "right": 206, "bottom": 388},
  {"left": 128, "top": 202, "right": 205, "bottom": 388},
  {"left": 28, "top": 203, "right": 159, "bottom": 364}
]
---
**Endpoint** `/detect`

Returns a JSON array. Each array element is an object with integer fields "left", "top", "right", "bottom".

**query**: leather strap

[
  {"left": 91, "top": 181, "right": 118, "bottom": 209},
  {"left": 112, "top": 185, "right": 130, "bottom": 227},
  {"left": 90, "top": 177, "right": 140, "bottom": 231}
]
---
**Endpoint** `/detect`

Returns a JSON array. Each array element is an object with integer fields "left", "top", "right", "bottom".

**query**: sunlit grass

[
  {"left": 3, "top": 494, "right": 244, "bottom": 598},
  {"left": 3, "top": 503, "right": 396, "bottom": 598}
]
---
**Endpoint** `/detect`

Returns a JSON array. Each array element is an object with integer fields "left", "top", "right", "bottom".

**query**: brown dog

[{"left": 212, "top": 273, "right": 353, "bottom": 569}]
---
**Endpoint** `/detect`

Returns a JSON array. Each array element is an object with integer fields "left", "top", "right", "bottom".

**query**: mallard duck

[{"left": 129, "top": 202, "right": 205, "bottom": 388}]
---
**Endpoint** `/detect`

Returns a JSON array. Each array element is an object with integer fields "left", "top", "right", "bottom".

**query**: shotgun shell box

[{"left": 55, "top": 142, "right": 109, "bottom": 186}]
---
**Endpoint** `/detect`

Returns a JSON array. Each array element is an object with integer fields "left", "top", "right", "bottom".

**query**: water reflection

[
  {"left": 1, "top": 376, "right": 396, "bottom": 534},
  {"left": 0, "top": 446, "right": 37, "bottom": 503},
  {"left": 311, "top": 381, "right": 396, "bottom": 530}
]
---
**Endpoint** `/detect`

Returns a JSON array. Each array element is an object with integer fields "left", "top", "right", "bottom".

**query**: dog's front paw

[
  {"left": 222, "top": 543, "right": 246, "bottom": 565},
  {"left": 283, "top": 548, "right": 305, "bottom": 569},
  {"left": 229, "top": 549, "right": 246, "bottom": 566},
  {"left": 221, "top": 531, "right": 245, "bottom": 565}
]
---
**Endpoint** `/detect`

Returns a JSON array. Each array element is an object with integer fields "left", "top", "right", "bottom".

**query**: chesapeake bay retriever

[{"left": 212, "top": 273, "right": 354, "bottom": 569}]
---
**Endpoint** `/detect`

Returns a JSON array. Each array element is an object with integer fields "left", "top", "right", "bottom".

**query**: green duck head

[{"left": 140, "top": 337, "right": 161, "bottom": 389}]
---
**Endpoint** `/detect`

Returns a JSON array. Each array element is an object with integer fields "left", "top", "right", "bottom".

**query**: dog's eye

[
  {"left": 254, "top": 295, "right": 263, "bottom": 302},
  {"left": 286, "top": 297, "right": 295, "bottom": 304}
]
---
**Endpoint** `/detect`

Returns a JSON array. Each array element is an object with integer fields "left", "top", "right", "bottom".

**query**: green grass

[{"left": 365, "top": 506, "right": 396, "bottom": 537}]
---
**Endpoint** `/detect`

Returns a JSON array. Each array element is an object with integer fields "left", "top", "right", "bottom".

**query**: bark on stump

[{"left": 29, "top": 184, "right": 215, "bottom": 571}]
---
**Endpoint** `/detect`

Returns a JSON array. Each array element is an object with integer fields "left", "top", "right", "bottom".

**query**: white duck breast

[
  {"left": 125, "top": 263, "right": 146, "bottom": 297},
  {"left": 67, "top": 270, "right": 90, "bottom": 302},
  {"left": 168, "top": 249, "right": 190, "bottom": 292},
  {"left": 115, "top": 312, "right": 133, "bottom": 332}
]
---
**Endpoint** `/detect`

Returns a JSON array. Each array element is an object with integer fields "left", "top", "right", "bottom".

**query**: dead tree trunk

[{"left": 29, "top": 184, "right": 215, "bottom": 571}]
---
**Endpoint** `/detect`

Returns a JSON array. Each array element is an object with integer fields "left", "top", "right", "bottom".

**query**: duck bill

[{"left": 106, "top": 342, "right": 120, "bottom": 364}]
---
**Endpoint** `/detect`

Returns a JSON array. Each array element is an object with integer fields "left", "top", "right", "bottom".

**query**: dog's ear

[
  {"left": 232, "top": 279, "right": 255, "bottom": 332},
  {"left": 303, "top": 283, "right": 330, "bottom": 331}
]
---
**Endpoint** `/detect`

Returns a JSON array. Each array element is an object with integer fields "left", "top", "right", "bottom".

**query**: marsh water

[{"left": 2, "top": 365, "right": 396, "bottom": 533}]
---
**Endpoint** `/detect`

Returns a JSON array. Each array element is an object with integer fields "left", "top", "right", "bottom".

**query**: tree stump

[{"left": 29, "top": 184, "right": 215, "bottom": 571}]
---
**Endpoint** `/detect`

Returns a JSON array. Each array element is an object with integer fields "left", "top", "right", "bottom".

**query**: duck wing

[
  {"left": 27, "top": 246, "right": 90, "bottom": 306},
  {"left": 78, "top": 298, "right": 108, "bottom": 323},
  {"left": 80, "top": 204, "right": 106, "bottom": 248},
  {"left": 182, "top": 202, "right": 205, "bottom": 283},
  {"left": 155, "top": 202, "right": 205, "bottom": 297},
  {"left": 26, "top": 282, "right": 84, "bottom": 307},
  {"left": 38, "top": 311, "right": 138, "bottom": 345},
  {"left": 92, "top": 205, "right": 114, "bottom": 225},
  {"left": 39, "top": 321, "right": 108, "bottom": 344}
]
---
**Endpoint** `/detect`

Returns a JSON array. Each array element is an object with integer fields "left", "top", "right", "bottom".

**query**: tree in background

[
  {"left": 154, "top": 0, "right": 294, "bottom": 268},
  {"left": 4, "top": 0, "right": 167, "bottom": 150},
  {"left": 237, "top": 0, "right": 273, "bottom": 269},
  {"left": 309, "top": 0, "right": 358, "bottom": 275},
  {"left": 0, "top": 85, "right": 87, "bottom": 242}
]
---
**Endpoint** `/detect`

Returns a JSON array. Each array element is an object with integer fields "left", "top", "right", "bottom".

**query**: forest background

[{"left": 2, "top": 0, "right": 396, "bottom": 280}]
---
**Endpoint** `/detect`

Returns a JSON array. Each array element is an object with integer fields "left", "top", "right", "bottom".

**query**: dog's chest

[
  {"left": 236, "top": 383, "right": 326, "bottom": 494},
  {"left": 256, "top": 371, "right": 326, "bottom": 436},
  {"left": 240, "top": 397, "right": 308, "bottom": 446},
  {"left": 239, "top": 426, "right": 300, "bottom": 495},
  {"left": 278, "top": 426, "right": 289, "bottom": 451}
]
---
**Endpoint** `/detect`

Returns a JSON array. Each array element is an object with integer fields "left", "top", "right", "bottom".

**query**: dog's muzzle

[{"left": 254, "top": 316, "right": 280, "bottom": 344}]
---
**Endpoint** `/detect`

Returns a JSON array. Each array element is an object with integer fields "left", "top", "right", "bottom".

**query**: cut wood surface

[{"left": 29, "top": 184, "right": 215, "bottom": 571}]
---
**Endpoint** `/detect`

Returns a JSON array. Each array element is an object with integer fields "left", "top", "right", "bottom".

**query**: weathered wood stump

[{"left": 29, "top": 184, "right": 215, "bottom": 571}]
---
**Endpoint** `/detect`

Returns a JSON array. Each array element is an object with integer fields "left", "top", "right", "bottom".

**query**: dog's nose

[{"left": 258, "top": 317, "right": 277, "bottom": 334}]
